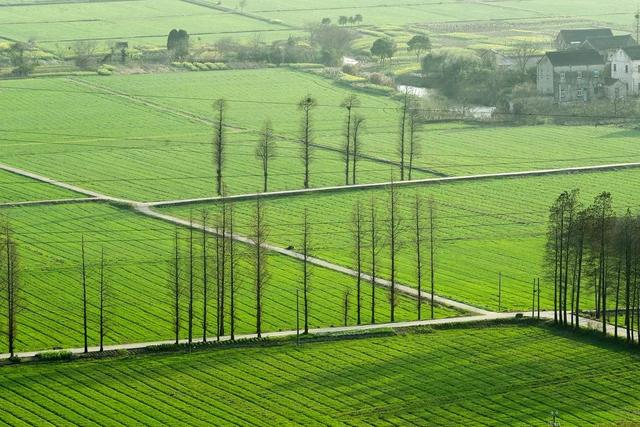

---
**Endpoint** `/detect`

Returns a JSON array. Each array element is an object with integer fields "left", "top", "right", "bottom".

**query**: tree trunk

[{"left": 81, "top": 236, "right": 88, "bottom": 353}]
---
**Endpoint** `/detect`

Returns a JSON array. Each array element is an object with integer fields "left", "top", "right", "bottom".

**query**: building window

[
  {"left": 593, "top": 70, "right": 600, "bottom": 78},
  {"left": 614, "top": 64, "right": 617, "bottom": 72},
  {"left": 637, "top": 65, "right": 640, "bottom": 73},
  {"left": 577, "top": 71, "right": 583, "bottom": 79},
  {"left": 577, "top": 88, "right": 583, "bottom": 98},
  {"left": 560, "top": 72, "right": 566, "bottom": 82},
  {"left": 626, "top": 64, "right": 629, "bottom": 73}
]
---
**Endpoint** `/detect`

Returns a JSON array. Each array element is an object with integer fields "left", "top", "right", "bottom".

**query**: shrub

[
  {"left": 8, "top": 356, "right": 21, "bottom": 364},
  {"left": 195, "top": 62, "right": 209, "bottom": 71},
  {"left": 35, "top": 351, "right": 73, "bottom": 361},
  {"left": 368, "top": 72, "right": 393, "bottom": 86},
  {"left": 287, "top": 63, "right": 324, "bottom": 69},
  {"left": 97, "top": 67, "right": 112, "bottom": 76}
]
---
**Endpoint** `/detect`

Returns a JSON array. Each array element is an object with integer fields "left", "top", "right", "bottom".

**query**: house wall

[
  {"left": 611, "top": 50, "right": 640, "bottom": 95},
  {"left": 536, "top": 57, "right": 554, "bottom": 95},
  {"left": 552, "top": 63, "right": 605, "bottom": 102}
]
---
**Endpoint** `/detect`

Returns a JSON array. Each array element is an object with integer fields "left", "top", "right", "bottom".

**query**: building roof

[
  {"left": 622, "top": 45, "right": 640, "bottom": 60},
  {"left": 604, "top": 78, "right": 625, "bottom": 87},
  {"left": 582, "top": 35, "right": 636, "bottom": 51},
  {"left": 557, "top": 28, "right": 613, "bottom": 44},
  {"left": 544, "top": 49, "right": 605, "bottom": 67}
]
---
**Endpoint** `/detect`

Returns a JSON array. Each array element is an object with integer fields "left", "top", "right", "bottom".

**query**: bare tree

[
  {"left": 256, "top": 120, "right": 277, "bottom": 193},
  {"left": 428, "top": 198, "right": 437, "bottom": 319},
  {"left": 81, "top": 235, "right": 88, "bottom": 353},
  {"left": 407, "top": 102, "right": 422, "bottom": 181},
  {"left": 369, "top": 197, "right": 382, "bottom": 324},
  {"left": 202, "top": 211, "right": 209, "bottom": 343},
  {"left": 1, "top": 219, "right": 20, "bottom": 357},
  {"left": 398, "top": 90, "right": 409, "bottom": 181},
  {"left": 343, "top": 289, "right": 351, "bottom": 326},
  {"left": 414, "top": 195, "right": 424, "bottom": 320},
  {"left": 252, "top": 197, "right": 269, "bottom": 337},
  {"left": 219, "top": 202, "right": 227, "bottom": 338},
  {"left": 213, "top": 99, "right": 227, "bottom": 196},
  {"left": 352, "top": 201, "right": 364, "bottom": 324},
  {"left": 302, "top": 208, "right": 312, "bottom": 333},
  {"left": 341, "top": 95, "right": 360, "bottom": 185},
  {"left": 188, "top": 213, "right": 195, "bottom": 344},
  {"left": 351, "top": 115, "right": 365, "bottom": 185},
  {"left": 169, "top": 230, "right": 181, "bottom": 344},
  {"left": 229, "top": 203, "right": 237, "bottom": 341},
  {"left": 388, "top": 178, "right": 402, "bottom": 321},
  {"left": 512, "top": 41, "right": 538, "bottom": 77},
  {"left": 298, "top": 95, "right": 317, "bottom": 189},
  {"left": 98, "top": 247, "right": 109, "bottom": 352}
]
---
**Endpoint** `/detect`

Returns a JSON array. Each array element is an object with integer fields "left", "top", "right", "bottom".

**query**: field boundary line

[
  {"left": 0, "top": 313, "right": 515, "bottom": 359},
  {"left": 0, "top": 197, "right": 102, "bottom": 208},
  {"left": 147, "top": 161, "right": 640, "bottom": 207},
  {"left": 3, "top": 311, "right": 634, "bottom": 360}
]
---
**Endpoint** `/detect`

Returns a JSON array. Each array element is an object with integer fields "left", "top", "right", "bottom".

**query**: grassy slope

[
  {"left": 0, "top": 169, "right": 82, "bottom": 203},
  {"left": 1, "top": 323, "right": 640, "bottom": 426},
  {"left": 0, "top": 202, "right": 458, "bottom": 353},
  {"left": 162, "top": 168, "right": 640, "bottom": 312}
]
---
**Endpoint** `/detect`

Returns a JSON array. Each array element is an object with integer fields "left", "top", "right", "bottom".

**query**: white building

[{"left": 611, "top": 46, "right": 640, "bottom": 95}]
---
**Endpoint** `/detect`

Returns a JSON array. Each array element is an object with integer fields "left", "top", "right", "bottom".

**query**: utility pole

[{"left": 498, "top": 272, "right": 502, "bottom": 312}]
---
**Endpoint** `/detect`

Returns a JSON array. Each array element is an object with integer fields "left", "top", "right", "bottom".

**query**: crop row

[
  {"left": 0, "top": 169, "right": 81, "bottom": 203},
  {"left": 1, "top": 324, "right": 639, "bottom": 425}
]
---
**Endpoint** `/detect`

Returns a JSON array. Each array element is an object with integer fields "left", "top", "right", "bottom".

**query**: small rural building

[
  {"left": 611, "top": 45, "right": 640, "bottom": 95},
  {"left": 537, "top": 49, "right": 606, "bottom": 102},
  {"left": 580, "top": 35, "right": 636, "bottom": 61},
  {"left": 555, "top": 28, "right": 613, "bottom": 50}
]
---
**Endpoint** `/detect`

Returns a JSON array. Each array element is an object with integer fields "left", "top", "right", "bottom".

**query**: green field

[
  {"left": 162, "top": 168, "right": 640, "bottom": 312},
  {"left": 0, "top": 169, "right": 82, "bottom": 203},
  {"left": 0, "top": 201, "right": 459, "bottom": 353},
  {"left": 2, "top": 69, "right": 639, "bottom": 203},
  {"left": 0, "top": 72, "right": 437, "bottom": 201},
  {"left": 2, "top": 323, "right": 639, "bottom": 425},
  {"left": 0, "top": 0, "right": 293, "bottom": 48}
]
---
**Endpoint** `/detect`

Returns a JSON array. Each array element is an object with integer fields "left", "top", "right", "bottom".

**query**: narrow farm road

[
  {"left": 147, "top": 161, "right": 640, "bottom": 207},
  {"left": 0, "top": 312, "right": 518, "bottom": 360},
  {"left": 5, "top": 160, "right": 640, "bottom": 318},
  {"left": 3, "top": 311, "right": 634, "bottom": 360},
  {"left": 136, "top": 204, "right": 489, "bottom": 315}
]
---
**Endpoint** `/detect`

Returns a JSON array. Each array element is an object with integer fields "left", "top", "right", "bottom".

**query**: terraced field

[
  {"left": 1, "top": 323, "right": 639, "bottom": 426},
  {"left": 0, "top": 202, "right": 459, "bottom": 353},
  {"left": 162, "top": 168, "right": 640, "bottom": 312},
  {"left": 0, "top": 169, "right": 82, "bottom": 203}
]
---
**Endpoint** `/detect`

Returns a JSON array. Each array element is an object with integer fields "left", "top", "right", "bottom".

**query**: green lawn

[
  {"left": 162, "top": 168, "right": 640, "bottom": 312},
  {"left": 1, "top": 323, "right": 639, "bottom": 425},
  {"left": 0, "top": 202, "right": 459, "bottom": 353},
  {"left": 0, "top": 169, "right": 82, "bottom": 203}
]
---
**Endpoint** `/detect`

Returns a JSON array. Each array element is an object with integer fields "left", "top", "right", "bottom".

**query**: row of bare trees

[
  {"left": 212, "top": 92, "right": 424, "bottom": 195},
  {"left": 546, "top": 190, "right": 640, "bottom": 343},
  {"left": 0, "top": 186, "right": 437, "bottom": 354}
]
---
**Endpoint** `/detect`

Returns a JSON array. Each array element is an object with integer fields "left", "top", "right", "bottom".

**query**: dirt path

[
  {"left": 147, "top": 161, "right": 640, "bottom": 207},
  {"left": 0, "top": 312, "right": 517, "bottom": 359}
]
